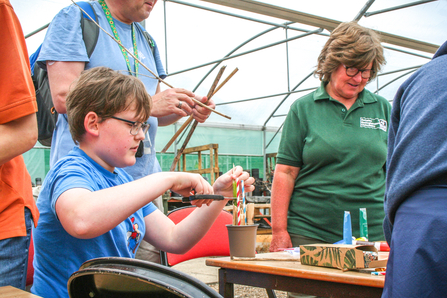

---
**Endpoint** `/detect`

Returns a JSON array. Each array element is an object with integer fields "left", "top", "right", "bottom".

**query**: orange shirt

[{"left": 0, "top": 0, "right": 39, "bottom": 240}]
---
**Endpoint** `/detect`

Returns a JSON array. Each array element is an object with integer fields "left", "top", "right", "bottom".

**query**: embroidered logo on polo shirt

[{"left": 360, "top": 117, "right": 387, "bottom": 132}]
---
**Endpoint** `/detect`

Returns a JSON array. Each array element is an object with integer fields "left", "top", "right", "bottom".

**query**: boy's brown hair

[
  {"left": 66, "top": 67, "right": 152, "bottom": 144},
  {"left": 314, "top": 21, "right": 385, "bottom": 82}
]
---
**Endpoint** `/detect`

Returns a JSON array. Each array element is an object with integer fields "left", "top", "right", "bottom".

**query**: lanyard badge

[{"left": 98, "top": 0, "right": 139, "bottom": 77}]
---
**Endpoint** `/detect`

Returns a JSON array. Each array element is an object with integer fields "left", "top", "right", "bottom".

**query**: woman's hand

[{"left": 269, "top": 230, "right": 293, "bottom": 252}]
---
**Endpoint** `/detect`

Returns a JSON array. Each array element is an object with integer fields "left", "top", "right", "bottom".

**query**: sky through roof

[{"left": 12, "top": 0, "right": 447, "bottom": 130}]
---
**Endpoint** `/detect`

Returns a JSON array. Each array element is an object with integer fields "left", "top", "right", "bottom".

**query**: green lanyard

[{"left": 98, "top": 0, "right": 139, "bottom": 77}]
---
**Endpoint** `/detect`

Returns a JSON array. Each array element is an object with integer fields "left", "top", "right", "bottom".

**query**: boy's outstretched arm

[
  {"left": 55, "top": 171, "right": 213, "bottom": 239},
  {"left": 143, "top": 166, "right": 255, "bottom": 254}
]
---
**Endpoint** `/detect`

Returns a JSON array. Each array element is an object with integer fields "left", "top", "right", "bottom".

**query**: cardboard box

[{"left": 300, "top": 244, "right": 388, "bottom": 271}]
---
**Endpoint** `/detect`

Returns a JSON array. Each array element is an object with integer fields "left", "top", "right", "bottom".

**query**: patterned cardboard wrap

[{"left": 300, "top": 244, "right": 387, "bottom": 271}]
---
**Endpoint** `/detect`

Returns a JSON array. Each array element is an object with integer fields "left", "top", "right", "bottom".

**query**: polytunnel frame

[
  {"left": 161, "top": 0, "right": 438, "bottom": 178},
  {"left": 23, "top": 0, "right": 439, "bottom": 179}
]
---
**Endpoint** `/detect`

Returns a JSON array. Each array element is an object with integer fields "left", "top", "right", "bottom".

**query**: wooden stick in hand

[
  {"left": 161, "top": 67, "right": 238, "bottom": 153},
  {"left": 170, "top": 66, "right": 227, "bottom": 171}
]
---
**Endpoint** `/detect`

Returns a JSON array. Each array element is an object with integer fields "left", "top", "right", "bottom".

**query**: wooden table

[
  {"left": 0, "top": 286, "right": 41, "bottom": 297},
  {"left": 206, "top": 254, "right": 385, "bottom": 298}
]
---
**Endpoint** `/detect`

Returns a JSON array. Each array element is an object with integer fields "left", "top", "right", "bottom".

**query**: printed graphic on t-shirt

[
  {"left": 138, "top": 50, "right": 146, "bottom": 61},
  {"left": 360, "top": 117, "right": 387, "bottom": 132},
  {"left": 127, "top": 217, "right": 141, "bottom": 254}
]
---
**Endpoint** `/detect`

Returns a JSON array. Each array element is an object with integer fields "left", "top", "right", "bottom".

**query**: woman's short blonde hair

[
  {"left": 66, "top": 67, "right": 152, "bottom": 144},
  {"left": 314, "top": 21, "right": 385, "bottom": 82}
]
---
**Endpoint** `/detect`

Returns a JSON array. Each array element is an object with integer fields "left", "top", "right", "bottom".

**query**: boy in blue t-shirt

[{"left": 31, "top": 66, "right": 254, "bottom": 298}]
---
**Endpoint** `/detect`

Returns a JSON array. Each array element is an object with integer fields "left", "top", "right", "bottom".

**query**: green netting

[
  {"left": 158, "top": 153, "right": 265, "bottom": 181},
  {"left": 24, "top": 125, "right": 281, "bottom": 184},
  {"left": 23, "top": 147, "right": 49, "bottom": 186},
  {"left": 157, "top": 125, "right": 280, "bottom": 155}
]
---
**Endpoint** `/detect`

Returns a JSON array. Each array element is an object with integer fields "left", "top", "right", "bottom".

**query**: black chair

[{"left": 67, "top": 257, "right": 222, "bottom": 298}]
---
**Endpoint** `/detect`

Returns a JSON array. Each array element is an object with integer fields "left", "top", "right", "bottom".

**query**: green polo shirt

[{"left": 277, "top": 82, "right": 391, "bottom": 243}]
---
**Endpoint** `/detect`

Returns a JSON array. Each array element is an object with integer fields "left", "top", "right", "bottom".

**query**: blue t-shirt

[
  {"left": 37, "top": 1, "right": 167, "bottom": 179},
  {"left": 31, "top": 147, "right": 157, "bottom": 297}
]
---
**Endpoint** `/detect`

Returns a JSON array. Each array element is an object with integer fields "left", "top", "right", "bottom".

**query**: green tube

[
  {"left": 359, "top": 208, "right": 369, "bottom": 240},
  {"left": 233, "top": 180, "right": 237, "bottom": 206}
]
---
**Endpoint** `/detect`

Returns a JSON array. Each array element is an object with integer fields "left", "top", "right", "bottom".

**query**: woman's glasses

[{"left": 343, "top": 65, "right": 374, "bottom": 79}]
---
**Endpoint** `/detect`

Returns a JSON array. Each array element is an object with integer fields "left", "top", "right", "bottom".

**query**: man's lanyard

[{"left": 98, "top": 0, "right": 139, "bottom": 77}]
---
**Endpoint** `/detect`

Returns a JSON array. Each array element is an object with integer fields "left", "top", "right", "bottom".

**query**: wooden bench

[{"left": 253, "top": 203, "right": 271, "bottom": 219}]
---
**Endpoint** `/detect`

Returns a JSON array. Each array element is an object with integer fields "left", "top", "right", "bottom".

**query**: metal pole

[
  {"left": 25, "top": 23, "right": 49, "bottom": 39},
  {"left": 163, "top": 0, "right": 169, "bottom": 73},
  {"left": 352, "top": 0, "right": 376, "bottom": 21},
  {"left": 216, "top": 87, "right": 318, "bottom": 106},
  {"left": 365, "top": 0, "right": 438, "bottom": 17},
  {"left": 168, "top": 28, "right": 323, "bottom": 76}
]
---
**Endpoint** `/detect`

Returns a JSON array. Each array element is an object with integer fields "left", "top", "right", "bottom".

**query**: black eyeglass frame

[
  {"left": 110, "top": 116, "right": 150, "bottom": 136},
  {"left": 343, "top": 64, "right": 374, "bottom": 79}
]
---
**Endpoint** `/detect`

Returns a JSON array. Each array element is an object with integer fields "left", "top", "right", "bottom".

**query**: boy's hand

[
  {"left": 190, "top": 198, "right": 214, "bottom": 207},
  {"left": 213, "top": 166, "right": 255, "bottom": 197},
  {"left": 169, "top": 172, "right": 213, "bottom": 198}
]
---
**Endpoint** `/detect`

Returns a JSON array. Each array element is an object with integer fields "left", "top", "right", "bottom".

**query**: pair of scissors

[{"left": 182, "top": 194, "right": 226, "bottom": 203}]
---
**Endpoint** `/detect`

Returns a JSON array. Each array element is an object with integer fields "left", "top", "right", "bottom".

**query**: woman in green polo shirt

[{"left": 270, "top": 21, "right": 391, "bottom": 256}]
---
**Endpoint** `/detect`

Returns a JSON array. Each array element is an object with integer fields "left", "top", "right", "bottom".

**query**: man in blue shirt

[
  {"left": 37, "top": 0, "right": 214, "bottom": 263},
  {"left": 382, "top": 40, "right": 447, "bottom": 297}
]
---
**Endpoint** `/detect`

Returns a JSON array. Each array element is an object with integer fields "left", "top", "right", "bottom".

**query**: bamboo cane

[
  {"left": 169, "top": 66, "right": 226, "bottom": 171},
  {"left": 161, "top": 67, "right": 238, "bottom": 153}
]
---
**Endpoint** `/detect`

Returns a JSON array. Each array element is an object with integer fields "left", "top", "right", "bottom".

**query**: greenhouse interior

[
  {"left": 13, "top": 0, "right": 446, "bottom": 188},
  {"left": 5, "top": 0, "right": 447, "bottom": 296}
]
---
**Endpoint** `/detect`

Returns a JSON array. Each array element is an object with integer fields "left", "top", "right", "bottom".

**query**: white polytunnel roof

[{"left": 13, "top": 0, "right": 447, "bottom": 137}]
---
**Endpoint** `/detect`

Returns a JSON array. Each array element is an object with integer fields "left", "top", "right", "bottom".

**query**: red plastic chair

[
  {"left": 160, "top": 206, "right": 232, "bottom": 267},
  {"left": 26, "top": 232, "right": 34, "bottom": 287},
  {"left": 160, "top": 206, "right": 277, "bottom": 298}
]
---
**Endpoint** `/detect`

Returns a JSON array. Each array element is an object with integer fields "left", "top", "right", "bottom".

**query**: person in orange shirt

[{"left": 0, "top": 0, "right": 40, "bottom": 290}]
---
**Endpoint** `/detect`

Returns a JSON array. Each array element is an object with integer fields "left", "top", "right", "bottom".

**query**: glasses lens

[
  {"left": 346, "top": 67, "right": 358, "bottom": 77},
  {"left": 130, "top": 123, "right": 141, "bottom": 135},
  {"left": 361, "top": 70, "right": 372, "bottom": 79},
  {"left": 130, "top": 122, "right": 150, "bottom": 135},
  {"left": 141, "top": 123, "right": 150, "bottom": 135}
]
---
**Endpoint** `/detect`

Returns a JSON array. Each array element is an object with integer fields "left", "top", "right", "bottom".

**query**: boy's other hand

[{"left": 213, "top": 166, "right": 255, "bottom": 197}]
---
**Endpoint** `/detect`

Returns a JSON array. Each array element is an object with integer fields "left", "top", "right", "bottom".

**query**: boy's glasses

[
  {"left": 110, "top": 116, "right": 150, "bottom": 136},
  {"left": 343, "top": 65, "right": 374, "bottom": 79}
]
